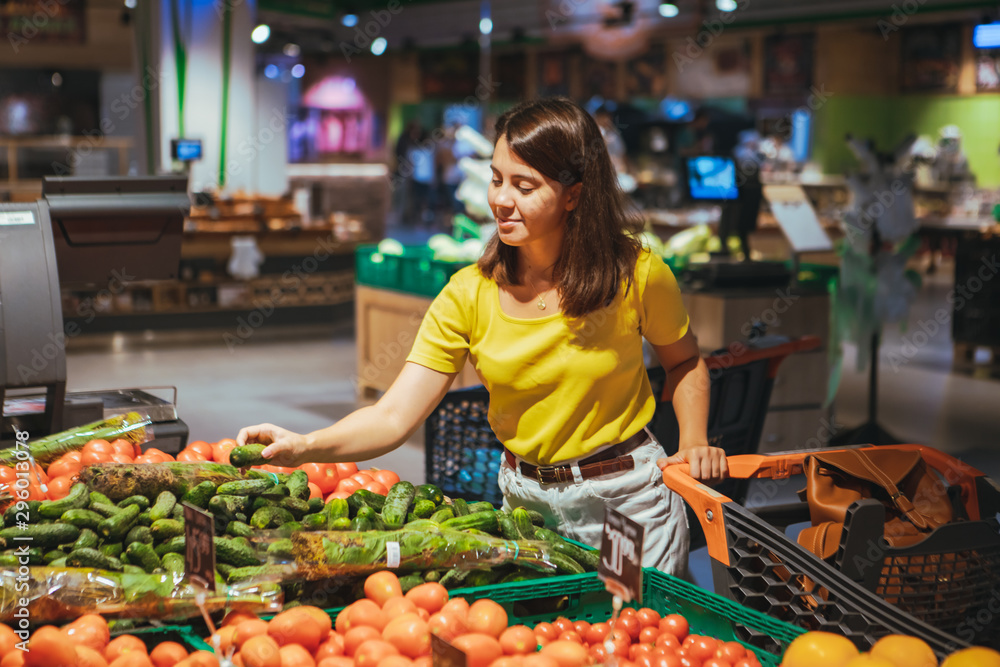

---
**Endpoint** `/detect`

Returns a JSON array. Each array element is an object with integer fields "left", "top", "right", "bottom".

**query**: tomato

[
  {"left": 382, "top": 614, "right": 431, "bottom": 659},
  {"left": 362, "top": 481, "right": 389, "bottom": 496},
  {"left": 659, "top": 615, "right": 689, "bottom": 641},
  {"left": 572, "top": 621, "right": 590, "bottom": 637},
  {"left": 240, "top": 635, "right": 281, "bottom": 667},
  {"left": 335, "top": 462, "right": 359, "bottom": 477},
  {"left": 451, "top": 635, "right": 502, "bottom": 667},
  {"left": 551, "top": 617, "right": 574, "bottom": 636},
  {"left": 46, "top": 476, "right": 74, "bottom": 500},
  {"left": 733, "top": 659, "right": 761, "bottom": 667},
  {"left": 655, "top": 633, "right": 681, "bottom": 652},
  {"left": 82, "top": 439, "right": 113, "bottom": 456},
  {"left": 315, "top": 636, "right": 345, "bottom": 661},
  {"left": 427, "top": 613, "right": 467, "bottom": 643},
  {"left": 110, "top": 454, "right": 134, "bottom": 464},
  {"left": 336, "top": 478, "right": 362, "bottom": 496},
  {"left": 353, "top": 639, "right": 399, "bottom": 667},
  {"left": 63, "top": 614, "right": 109, "bottom": 652},
  {"left": 941, "top": 647, "right": 1000, "bottom": 667},
  {"left": 81, "top": 450, "right": 112, "bottom": 466},
  {"left": 499, "top": 626, "right": 537, "bottom": 656},
  {"left": 307, "top": 482, "right": 323, "bottom": 500},
  {"left": 637, "top": 608, "right": 662, "bottom": 628},
  {"left": 383, "top": 597, "right": 418, "bottom": 619},
  {"left": 103, "top": 635, "right": 147, "bottom": 663},
  {"left": 24, "top": 627, "right": 77, "bottom": 667},
  {"left": 703, "top": 659, "right": 733, "bottom": 667},
  {"left": 150, "top": 641, "right": 189, "bottom": 667},
  {"left": 617, "top": 615, "right": 641, "bottom": 641},
  {"left": 343, "top": 599, "right": 387, "bottom": 632},
  {"left": 212, "top": 439, "right": 238, "bottom": 464},
  {"left": 47, "top": 456, "right": 82, "bottom": 479},
  {"left": 75, "top": 646, "right": 109, "bottom": 667},
  {"left": 590, "top": 644, "right": 608, "bottom": 664},
  {"left": 653, "top": 653, "right": 682, "bottom": 667},
  {"left": 557, "top": 631, "right": 581, "bottom": 644},
  {"left": 466, "top": 599, "right": 508, "bottom": 639},
  {"left": 685, "top": 636, "right": 719, "bottom": 663},
  {"left": 176, "top": 449, "right": 205, "bottom": 462},
  {"left": 364, "top": 571, "right": 403, "bottom": 606},
  {"left": 276, "top": 644, "right": 314, "bottom": 667},
  {"left": 64, "top": 451, "right": 83, "bottom": 463},
  {"left": 640, "top": 627, "right": 661, "bottom": 644},
  {"left": 522, "top": 655, "right": 560, "bottom": 667},
  {"left": 870, "top": 635, "right": 936, "bottom": 667},
  {"left": 268, "top": 609, "right": 324, "bottom": 652},
  {"left": 0, "top": 624, "right": 17, "bottom": 655},
  {"left": 342, "top": 627, "right": 381, "bottom": 657},
  {"left": 186, "top": 440, "right": 213, "bottom": 459},
  {"left": 233, "top": 620, "right": 270, "bottom": 650},
  {"left": 302, "top": 463, "right": 340, "bottom": 495},
  {"left": 372, "top": 469, "right": 400, "bottom": 488},
  {"left": 0, "top": 467, "right": 16, "bottom": 484},
  {"left": 404, "top": 582, "right": 448, "bottom": 615},
  {"left": 540, "top": 640, "right": 590, "bottom": 667},
  {"left": 325, "top": 490, "right": 352, "bottom": 501},
  {"left": 351, "top": 471, "right": 374, "bottom": 485},
  {"left": 714, "top": 642, "right": 746, "bottom": 663},
  {"left": 585, "top": 622, "right": 611, "bottom": 645},
  {"left": 534, "top": 622, "right": 558, "bottom": 642},
  {"left": 110, "top": 439, "right": 137, "bottom": 460}
]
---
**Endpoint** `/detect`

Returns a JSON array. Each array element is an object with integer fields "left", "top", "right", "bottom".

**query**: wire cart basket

[{"left": 661, "top": 444, "right": 1000, "bottom": 658}]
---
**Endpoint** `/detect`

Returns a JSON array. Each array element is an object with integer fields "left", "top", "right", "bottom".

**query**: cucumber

[
  {"left": 381, "top": 481, "right": 416, "bottom": 529},
  {"left": 150, "top": 519, "right": 185, "bottom": 541},
  {"left": 250, "top": 505, "right": 294, "bottom": 530},
  {"left": 38, "top": 483, "right": 89, "bottom": 519},
  {"left": 4, "top": 548, "right": 44, "bottom": 565},
  {"left": 510, "top": 508, "right": 537, "bottom": 539},
  {"left": 357, "top": 506, "right": 387, "bottom": 530},
  {"left": 348, "top": 490, "right": 385, "bottom": 514},
  {"left": 89, "top": 491, "right": 114, "bottom": 507},
  {"left": 398, "top": 574, "right": 424, "bottom": 593},
  {"left": 0, "top": 555, "right": 17, "bottom": 567},
  {"left": 215, "top": 562, "right": 235, "bottom": 578},
  {"left": 0, "top": 523, "right": 79, "bottom": 549},
  {"left": 61, "top": 508, "right": 104, "bottom": 531},
  {"left": 67, "top": 547, "right": 120, "bottom": 570},
  {"left": 226, "top": 564, "right": 287, "bottom": 584},
  {"left": 276, "top": 521, "right": 303, "bottom": 538},
  {"left": 154, "top": 536, "right": 186, "bottom": 557},
  {"left": 262, "top": 484, "right": 290, "bottom": 500},
  {"left": 217, "top": 478, "right": 276, "bottom": 496},
  {"left": 423, "top": 570, "right": 442, "bottom": 582},
  {"left": 287, "top": 470, "right": 309, "bottom": 500},
  {"left": 148, "top": 491, "right": 177, "bottom": 523},
  {"left": 350, "top": 516, "right": 372, "bottom": 531},
  {"left": 215, "top": 536, "right": 261, "bottom": 567},
  {"left": 136, "top": 510, "right": 153, "bottom": 527},
  {"left": 440, "top": 511, "right": 499, "bottom": 534},
  {"left": 267, "top": 538, "right": 294, "bottom": 558},
  {"left": 534, "top": 528, "right": 600, "bottom": 569},
  {"left": 251, "top": 497, "right": 273, "bottom": 513},
  {"left": 91, "top": 502, "right": 123, "bottom": 519},
  {"left": 43, "top": 549, "right": 65, "bottom": 564},
  {"left": 429, "top": 507, "right": 454, "bottom": 524},
  {"left": 325, "top": 498, "right": 349, "bottom": 521},
  {"left": 100, "top": 543, "right": 124, "bottom": 558},
  {"left": 226, "top": 521, "right": 254, "bottom": 539},
  {"left": 301, "top": 513, "right": 327, "bottom": 531},
  {"left": 547, "top": 551, "right": 586, "bottom": 575},
  {"left": 229, "top": 444, "right": 268, "bottom": 468},
  {"left": 49, "top": 557, "right": 68, "bottom": 568},
  {"left": 209, "top": 494, "right": 252, "bottom": 520},
  {"left": 125, "top": 525, "right": 154, "bottom": 546},
  {"left": 118, "top": 495, "right": 151, "bottom": 511},
  {"left": 414, "top": 484, "right": 445, "bottom": 505},
  {"left": 438, "top": 568, "right": 470, "bottom": 588},
  {"left": 126, "top": 542, "right": 161, "bottom": 573},
  {"left": 181, "top": 481, "right": 217, "bottom": 509},
  {"left": 171, "top": 504, "right": 185, "bottom": 521},
  {"left": 468, "top": 501, "right": 495, "bottom": 514},
  {"left": 160, "top": 551, "right": 185, "bottom": 575},
  {"left": 122, "top": 564, "right": 146, "bottom": 575},
  {"left": 464, "top": 569, "right": 498, "bottom": 587},
  {"left": 527, "top": 510, "right": 546, "bottom": 527},
  {"left": 98, "top": 504, "right": 141, "bottom": 541},
  {"left": 451, "top": 498, "right": 470, "bottom": 517},
  {"left": 307, "top": 497, "right": 324, "bottom": 514},
  {"left": 403, "top": 519, "right": 439, "bottom": 531},
  {"left": 496, "top": 511, "right": 520, "bottom": 541},
  {"left": 4, "top": 500, "right": 41, "bottom": 527},
  {"left": 500, "top": 569, "right": 547, "bottom": 584},
  {"left": 412, "top": 500, "right": 437, "bottom": 519},
  {"left": 73, "top": 528, "right": 100, "bottom": 551},
  {"left": 278, "top": 496, "right": 311, "bottom": 518},
  {"left": 330, "top": 517, "right": 352, "bottom": 531}
]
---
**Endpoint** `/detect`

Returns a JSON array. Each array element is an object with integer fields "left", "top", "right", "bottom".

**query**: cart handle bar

[{"left": 662, "top": 444, "right": 986, "bottom": 566}]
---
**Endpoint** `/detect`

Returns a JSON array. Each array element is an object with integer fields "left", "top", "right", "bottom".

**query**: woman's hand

[
  {"left": 657, "top": 445, "right": 729, "bottom": 486},
  {"left": 236, "top": 423, "right": 311, "bottom": 468}
]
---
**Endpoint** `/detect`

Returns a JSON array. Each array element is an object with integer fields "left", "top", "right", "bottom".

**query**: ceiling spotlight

[
  {"left": 283, "top": 43, "right": 301, "bottom": 57},
  {"left": 371, "top": 37, "right": 387, "bottom": 55},
  {"left": 264, "top": 64, "right": 279, "bottom": 79},
  {"left": 716, "top": 0, "right": 738, "bottom": 11},
  {"left": 479, "top": 18, "right": 493, "bottom": 35},
  {"left": 123, "top": 0, "right": 137, "bottom": 8},
  {"left": 51, "top": 72, "right": 63, "bottom": 87},
  {"left": 251, "top": 24, "right": 270, "bottom": 44},
  {"left": 658, "top": 3, "right": 679, "bottom": 17},
  {"left": 291, "top": 64, "right": 305, "bottom": 79},
  {"left": 342, "top": 14, "right": 358, "bottom": 27}
]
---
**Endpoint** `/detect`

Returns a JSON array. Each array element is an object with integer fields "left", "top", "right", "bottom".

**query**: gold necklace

[{"left": 524, "top": 273, "right": 551, "bottom": 310}]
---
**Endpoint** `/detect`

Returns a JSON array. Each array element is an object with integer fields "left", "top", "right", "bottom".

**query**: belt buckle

[{"left": 534, "top": 465, "right": 563, "bottom": 485}]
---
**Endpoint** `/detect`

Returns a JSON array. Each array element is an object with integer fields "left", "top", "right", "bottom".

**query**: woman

[{"left": 237, "top": 98, "right": 727, "bottom": 576}]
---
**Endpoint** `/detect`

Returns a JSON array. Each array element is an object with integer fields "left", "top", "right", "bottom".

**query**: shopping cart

[{"left": 661, "top": 444, "right": 1000, "bottom": 657}]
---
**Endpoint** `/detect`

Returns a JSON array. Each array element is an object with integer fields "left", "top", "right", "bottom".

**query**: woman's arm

[
  {"left": 237, "top": 361, "right": 457, "bottom": 467},
  {"left": 649, "top": 329, "right": 728, "bottom": 484}
]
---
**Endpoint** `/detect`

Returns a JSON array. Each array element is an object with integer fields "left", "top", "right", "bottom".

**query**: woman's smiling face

[{"left": 488, "top": 135, "right": 579, "bottom": 249}]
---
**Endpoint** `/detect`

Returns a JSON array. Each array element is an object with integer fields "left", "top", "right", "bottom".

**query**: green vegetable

[
  {"left": 125, "top": 525, "right": 154, "bottom": 546},
  {"left": 534, "top": 528, "right": 600, "bottom": 569},
  {"left": 423, "top": 570, "right": 442, "bottom": 582},
  {"left": 217, "top": 478, "right": 275, "bottom": 496},
  {"left": 468, "top": 501, "right": 495, "bottom": 514},
  {"left": 226, "top": 564, "right": 290, "bottom": 584},
  {"left": 500, "top": 569, "right": 547, "bottom": 583},
  {"left": 136, "top": 510, "right": 153, "bottom": 527},
  {"left": 527, "top": 510, "right": 546, "bottom": 526},
  {"left": 100, "top": 542, "right": 124, "bottom": 558},
  {"left": 226, "top": 521, "right": 254, "bottom": 539},
  {"left": 350, "top": 516, "right": 372, "bottom": 531},
  {"left": 301, "top": 513, "right": 327, "bottom": 531},
  {"left": 262, "top": 484, "right": 290, "bottom": 500},
  {"left": 287, "top": 470, "right": 310, "bottom": 500},
  {"left": 403, "top": 519, "right": 439, "bottom": 531},
  {"left": 414, "top": 484, "right": 445, "bottom": 505},
  {"left": 80, "top": 461, "right": 283, "bottom": 502},
  {"left": 267, "top": 538, "right": 294, "bottom": 558},
  {"left": 326, "top": 498, "right": 349, "bottom": 522},
  {"left": 307, "top": 497, "right": 324, "bottom": 514},
  {"left": 250, "top": 505, "right": 294, "bottom": 529},
  {"left": 279, "top": 496, "right": 311, "bottom": 518},
  {"left": 451, "top": 498, "right": 470, "bottom": 517},
  {"left": 214, "top": 536, "right": 261, "bottom": 567},
  {"left": 126, "top": 541, "right": 161, "bottom": 573},
  {"left": 73, "top": 528, "right": 99, "bottom": 551},
  {"left": 5, "top": 500, "right": 41, "bottom": 527},
  {"left": 171, "top": 504, "right": 185, "bottom": 521},
  {"left": 439, "top": 568, "right": 470, "bottom": 588},
  {"left": 399, "top": 574, "right": 424, "bottom": 593},
  {"left": 154, "top": 536, "right": 186, "bottom": 557},
  {"left": 0, "top": 523, "right": 79, "bottom": 549},
  {"left": 382, "top": 481, "right": 416, "bottom": 529},
  {"left": 98, "top": 504, "right": 141, "bottom": 541},
  {"left": 148, "top": 491, "right": 177, "bottom": 523},
  {"left": 496, "top": 511, "right": 520, "bottom": 541},
  {"left": 38, "top": 483, "right": 89, "bottom": 519},
  {"left": 5, "top": 548, "right": 44, "bottom": 565},
  {"left": 330, "top": 518, "right": 352, "bottom": 531},
  {"left": 276, "top": 521, "right": 303, "bottom": 538},
  {"left": 412, "top": 500, "right": 436, "bottom": 519},
  {"left": 49, "top": 557, "right": 68, "bottom": 568},
  {"left": 209, "top": 494, "right": 252, "bottom": 520},
  {"left": 357, "top": 506, "right": 387, "bottom": 530},
  {"left": 150, "top": 519, "right": 185, "bottom": 541},
  {"left": 510, "top": 508, "right": 536, "bottom": 539},
  {"left": 229, "top": 444, "right": 268, "bottom": 468},
  {"left": 547, "top": 551, "right": 585, "bottom": 575},
  {"left": 0, "top": 412, "right": 149, "bottom": 468},
  {"left": 43, "top": 549, "right": 65, "bottom": 564},
  {"left": 181, "top": 481, "right": 217, "bottom": 509},
  {"left": 348, "top": 490, "right": 384, "bottom": 514},
  {"left": 60, "top": 508, "right": 104, "bottom": 531},
  {"left": 90, "top": 502, "right": 123, "bottom": 518},
  {"left": 67, "top": 547, "right": 120, "bottom": 570},
  {"left": 441, "top": 512, "right": 499, "bottom": 534},
  {"left": 122, "top": 564, "right": 146, "bottom": 575},
  {"left": 89, "top": 491, "right": 113, "bottom": 507},
  {"left": 429, "top": 507, "right": 454, "bottom": 524},
  {"left": 118, "top": 495, "right": 151, "bottom": 511}
]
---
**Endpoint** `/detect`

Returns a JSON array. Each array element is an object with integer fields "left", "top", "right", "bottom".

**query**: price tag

[
  {"left": 598, "top": 506, "right": 644, "bottom": 604},
  {"left": 431, "top": 634, "right": 467, "bottom": 667},
  {"left": 183, "top": 503, "right": 216, "bottom": 591},
  {"left": 386, "top": 541, "right": 401, "bottom": 568}
]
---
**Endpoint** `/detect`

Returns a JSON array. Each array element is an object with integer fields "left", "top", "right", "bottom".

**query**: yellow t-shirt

[{"left": 406, "top": 249, "right": 689, "bottom": 464}]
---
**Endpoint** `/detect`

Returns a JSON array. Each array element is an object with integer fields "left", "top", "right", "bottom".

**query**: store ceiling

[{"left": 257, "top": 0, "right": 998, "bottom": 54}]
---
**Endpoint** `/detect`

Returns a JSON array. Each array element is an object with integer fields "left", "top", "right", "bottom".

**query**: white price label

[{"left": 387, "top": 541, "right": 401, "bottom": 568}]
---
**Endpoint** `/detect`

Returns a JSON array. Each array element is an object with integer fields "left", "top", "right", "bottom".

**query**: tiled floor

[{"left": 62, "top": 260, "right": 1000, "bottom": 582}]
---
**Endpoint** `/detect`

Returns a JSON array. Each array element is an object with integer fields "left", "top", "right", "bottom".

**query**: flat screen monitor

[
  {"left": 171, "top": 138, "right": 202, "bottom": 162},
  {"left": 686, "top": 156, "right": 738, "bottom": 201}
]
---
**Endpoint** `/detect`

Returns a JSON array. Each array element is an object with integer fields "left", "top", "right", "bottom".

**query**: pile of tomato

[{"left": 204, "top": 571, "right": 763, "bottom": 667}]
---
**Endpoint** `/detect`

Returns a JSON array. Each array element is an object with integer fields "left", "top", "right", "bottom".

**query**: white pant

[{"left": 498, "top": 435, "right": 691, "bottom": 579}]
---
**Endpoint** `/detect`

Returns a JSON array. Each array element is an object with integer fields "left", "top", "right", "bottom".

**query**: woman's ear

[{"left": 565, "top": 183, "right": 583, "bottom": 211}]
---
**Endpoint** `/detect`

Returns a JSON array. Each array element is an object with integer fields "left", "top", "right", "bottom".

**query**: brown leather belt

[{"left": 503, "top": 429, "right": 651, "bottom": 485}]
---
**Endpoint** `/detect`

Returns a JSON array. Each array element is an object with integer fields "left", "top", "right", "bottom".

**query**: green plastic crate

[
  {"left": 450, "top": 568, "right": 804, "bottom": 667},
  {"left": 355, "top": 244, "right": 470, "bottom": 298},
  {"left": 112, "top": 624, "right": 215, "bottom": 654}
]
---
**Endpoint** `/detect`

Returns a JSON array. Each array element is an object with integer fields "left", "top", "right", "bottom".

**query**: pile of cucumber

[{"left": 1, "top": 472, "right": 597, "bottom": 593}]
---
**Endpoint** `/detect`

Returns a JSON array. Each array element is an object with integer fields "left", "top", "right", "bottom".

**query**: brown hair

[{"left": 477, "top": 97, "right": 643, "bottom": 318}]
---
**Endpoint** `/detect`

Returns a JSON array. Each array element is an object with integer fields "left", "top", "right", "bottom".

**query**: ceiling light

[
  {"left": 291, "top": 64, "right": 306, "bottom": 79},
  {"left": 264, "top": 64, "right": 279, "bottom": 79},
  {"left": 283, "top": 43, "right": 301, "bottom": 57},
  {"left": 342, "top": 14, "right": 358, "bottom": 27},
  {"left": 716, "top": 0, "right": 737, "bottom": 11},
  {"left": 479, "top": 18, "right": 493, "bottom": 35},
  {"left": 658, "top": 3, "right": 679, "bottom": 17},
  {"left": 251, "top": 24, "right": 270, "bottom": 44},
  {"left": 371, "top": 37, "right": 387, "bottom": 55},
  {"left": 123, "top": 0, "right": 137, "bottom": 8},
  {"left": 51, "top": 72, "right": 63, "bottom": 87}
]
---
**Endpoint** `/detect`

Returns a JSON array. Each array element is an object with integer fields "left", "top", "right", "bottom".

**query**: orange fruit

[
  {"left": 941, "top": 647, "right": 1000, "bottom": 667},
  {"left": 149, "top": 641, "right": 189, "bottom": 667},
  {"left": 781, "top": 631, "right": 859, "bottom": 667},
  {"left": 869, "top": 635, "right": 937, "bottom": 667}
]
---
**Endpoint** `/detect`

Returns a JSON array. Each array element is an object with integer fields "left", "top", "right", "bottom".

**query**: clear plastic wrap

[
  {"left": 0, "top": 566, "right": 282, "bottom": 624},
  {"left": 0, "top": 411, "right": 153, "bottom": 468}
]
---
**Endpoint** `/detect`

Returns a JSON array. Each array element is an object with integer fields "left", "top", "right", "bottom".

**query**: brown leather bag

[{"left": 797, "top": 448, "right": 955, "bottom": 561}]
